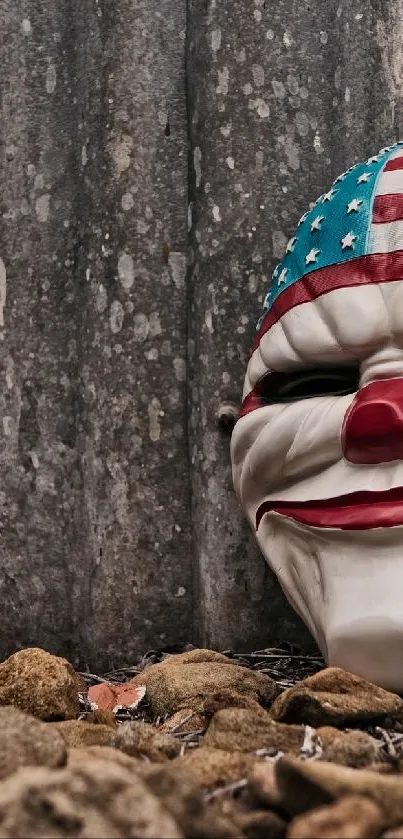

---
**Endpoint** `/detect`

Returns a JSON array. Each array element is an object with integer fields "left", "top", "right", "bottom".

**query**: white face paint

[{"left": 232, "top": 275, "right": 403, "bottom": 692}]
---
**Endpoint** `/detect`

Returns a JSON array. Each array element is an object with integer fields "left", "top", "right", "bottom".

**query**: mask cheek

[
  {"left": 282, "top": 396, "right": 348, "bottom": 482},
  {"left": 279, "top": 394, "right": 354, "bottom": 487},
  {"left": 257, "top": 513, "right": 327, "bottom": 655},
  {"left": 259, "top": 515, "right": 403, "bottom": 693},
  {"left": 231, "top": 405, "right": 295, "bottom": 505}
]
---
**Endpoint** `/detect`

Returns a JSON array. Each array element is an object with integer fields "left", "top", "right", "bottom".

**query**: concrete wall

[{"left": 1, "top": 0, "right": 401, "bottom": 668}]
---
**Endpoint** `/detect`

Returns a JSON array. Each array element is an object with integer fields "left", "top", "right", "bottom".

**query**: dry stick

[
  {"left": 167, "top": 712, "right": 196, "bottom": 733},
  {"left": 77, "top": 672, "right": 113, "bottom": 684},
  {"left": 375, "top": 726, "right": 398, "bottom": 759},
  {"left": 231, "top": 651, "right": 324, "bottom": 661},
  {"left": 204, "top": 779, "right": 248, "bottom": 802}
]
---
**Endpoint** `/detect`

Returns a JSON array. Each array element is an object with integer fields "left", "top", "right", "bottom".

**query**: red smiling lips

[{"left": 256, "top": 487, "right": 403, "bottom": 531}]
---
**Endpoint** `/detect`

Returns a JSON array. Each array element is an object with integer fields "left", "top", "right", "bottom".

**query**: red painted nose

[{"left": 342, "top": 378, "right": 403, "bottom": 464}]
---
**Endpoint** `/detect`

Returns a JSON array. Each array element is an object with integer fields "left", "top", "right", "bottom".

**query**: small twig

[
  {"left": 167, "top": 711, "right": 195, "bottom": 733},
  {"left": 204, "top": 779, "right": 248, "bottom": 802},
  {"left": 255, "top": 747, "right": 284, "bottom": 760},
  {"left": 173, "top": 728, "right": 206, "bottom": 740},
  {"left": 103, "top": 667, "right": 141, "bottom": 677},
  {"left": 77, "top": 672, "right": 112, "bottom": 685},
  {"left": 230, "top": 651, "right": 324, "bottom": 663},
  {"left": 375, "top": 726, "right": 397, "bottom": 759}
]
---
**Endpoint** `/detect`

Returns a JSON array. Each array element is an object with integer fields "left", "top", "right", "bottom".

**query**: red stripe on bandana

[
  {"left": 372, "top": 194, "right": 403, "bottom": 224},
  {"left": 253, "top": 250, "right": 403, "bottom": 352},
  {"left": 383, "top": 156, "right": 403, "bottom": 172}
]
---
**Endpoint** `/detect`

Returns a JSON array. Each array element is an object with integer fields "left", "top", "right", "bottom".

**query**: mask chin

[{"left": 259, "top": 513, "right": 403, "bottom": 693}]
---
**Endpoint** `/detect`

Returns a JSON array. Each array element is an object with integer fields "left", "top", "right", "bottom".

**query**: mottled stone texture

[
  {"left": 1, "top": 0, "right": 402, "bottom": 667},
  {"left": 0, "top": 0, "right": 191, "bottom": 669}
]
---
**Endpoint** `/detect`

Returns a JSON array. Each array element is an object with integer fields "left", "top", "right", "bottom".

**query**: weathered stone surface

[
  {"left": 176, "top": 747, "right": 257, "bottom": 788},
  {"left": 274, "top": 757, "right": 403, "bottom": 827},
  {"left": 0, "top": 0, "right": 192, "bottom": 671},
  {"left": 0, "top": 759, "right": 183, "bottom": 838},
  {"left": 0, "top": 706, "right": 66, "bottom": 780},
  {"left": 67, "top": 745, "right": 143, "bottom": 771},
  {"left": 131, "top": 652, "right": 279, "bottom": 715},
  {"left": 232, "top": 808, "right": 286, "bottom": 839},
  {"left": 112, "top": 720, "right": 181, "bottom": 761},
  {"left": 203, "top": 707, "right": 304, "bottom": 754},
  {"left": 0, "top": 649, "right": 79, "bottom": 720},
  {"left": 202, "top": 689, "right": 269, "bottom": 718},
  {"left": 52, "top": 720, "right": 115, "bottom": 748},
  {"left": 288, "top": 794, "right": 385, "bottom": 839},
  {"left": 270, "top": 668, "right": 403, "bottom": 726},
  {"left": 248, "top": 762, "right": 284, "bottom": 810},
  {"left": 155, "top": 650, "right": 231, "bottom": 668},
  {"left": 319, "top": 726, "right": 378, "bottom": 769},
  {"left": 140, "top": 762, "right": 241, "bottom": 837},
  {"left": 85, "top": 709, "right": 116, "bottom": 728}
]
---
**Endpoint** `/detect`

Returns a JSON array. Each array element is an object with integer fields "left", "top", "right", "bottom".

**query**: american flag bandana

[{"left": 254, "top": 141, "right": 403, "bottom": 351}]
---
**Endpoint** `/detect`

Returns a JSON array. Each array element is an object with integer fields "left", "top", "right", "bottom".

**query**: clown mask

[{"left": 231, "top": 142, "right": 403, "bottom": 692}]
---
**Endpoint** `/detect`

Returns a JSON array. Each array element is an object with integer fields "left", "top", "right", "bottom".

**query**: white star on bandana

[
  {"left": 357, "top": 172, "right": 373, "bottom": 184},
  {"left": 347, "top": 198, "right": 363, "bottom": 213},
  {"left": 305, "top": 248, "right": 320, "bottom": 265},
  {"left": 341, "top": 231, "right": 357, "bottom": 249},
  {"left": 311, "top": 215, "right": 325, "bottom": 232},
  {"left": 322, "top": 189, "right": 336, "bottom": 202}
]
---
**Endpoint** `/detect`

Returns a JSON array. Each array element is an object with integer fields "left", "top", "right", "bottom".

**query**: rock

[
  {"left": 204, "top": 707, "right": 304, "bottom": 755},
  {"left": 140, "top": 762, "right": 242, "bottom": 837},
  {"left": 0, "top": 648, "right": 79, "bottom": 720},
  {"left": 158, "top": 647, "right": 233, "bottom": 672},
  {"left": 130, "top": 649, "right": 279, "bottom": 716},
  {"left": 155, "top": 649, "right": 233, "bottom": 667},
  {"left": 233, "top": 808, "right": 286, "bottom": 838},
  {"left": 273, "top": 757, "right": 403, "bottom": 827},
  {"left": 0, "top": 759, "right": 183, "bottom": 838},
  {"left": 67, "top": 745, "right": 144, "bottom": 771},
  {"left": 248, "top": 763, "right": 284, "bottom": 809},
  {"left": 52, "top": 720, "right": 115, "bottom": 748},
  {"left": 202, "top": 690, "right": 270, "bottom": 717},
  {"left": 0, "top": 706, "right": 66, "bottom": 780},
  {"left": 176, "top": 746, "right": 257, "bottom": 788},
  {"left": 270, "top": 668, "right": 403, "bottom": 727},
  {"left": 113, "top": 720, "right": 181, "bottom": 761},
  {"left": 160, "top": 707, "right": 207, "bottom": 735},
  {"left": 85, "top": 709, "right": 117, "bottom": 727},
  {"left": 287, "top": 794, "right": 385, "bottom": 838},
  {"left": 319, "top": 726, "right": 379, "bottom": 768}
]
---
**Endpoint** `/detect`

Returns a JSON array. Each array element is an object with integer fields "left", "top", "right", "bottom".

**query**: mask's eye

[{"left": 258, "top": 365, "right": 360, "bottom": 404}]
